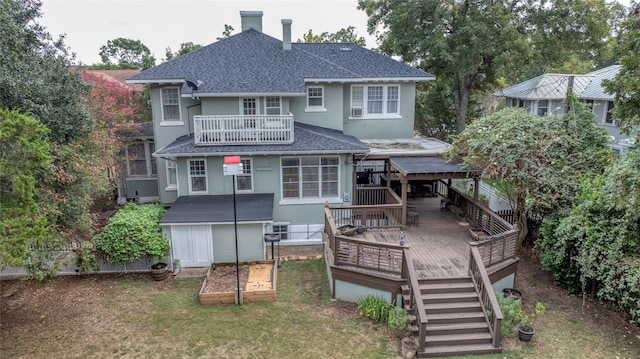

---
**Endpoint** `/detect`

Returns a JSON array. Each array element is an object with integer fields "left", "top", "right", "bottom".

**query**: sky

[{"left": 39, "top": 0, "right": 375, "bottom": 65}]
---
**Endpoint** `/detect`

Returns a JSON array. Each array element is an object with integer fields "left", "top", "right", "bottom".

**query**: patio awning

[
  {"left": 389, "top": 156, "right": 479, "bottom": 181},
  {"left": 160, "top": 193, "right": 274, "bottom": 225}
]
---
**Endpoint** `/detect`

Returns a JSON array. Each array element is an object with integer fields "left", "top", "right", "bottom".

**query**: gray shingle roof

[
  {"left": 154, "top": 122, "right": 369, "bottom": 156},
  {"left": 128, "top": 29, "right": 433, "bottom": 95},
  {"left": 160, "top": 193, "right": 274, "bottom": 224},
  {"left": 493, "top": 65, "right": 621, "bottom": 101}
]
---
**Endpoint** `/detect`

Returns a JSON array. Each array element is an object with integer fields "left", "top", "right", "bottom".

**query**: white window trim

[
  {"left": 266, "top": 222, "right": 290, "bottom": 240},
  {"left": 160, "top": 87, "right": 183, "bottom": 126},
  {"left": 279, "top": 156, "right": 341, "bottom": 202},
  {"left": 235, "top": 158, "right": 254, "bottom": 193},
  {"left": 264, "top": 96, "right": 282, "bottom": 115},
  {"left": 126, "top": 142, "right": 156, "bottom": 179},
  {"left": 165, "top": 158, "right": 177, "bottom": 191},
  {"left": 239, "top": 98, "right": 260, "bottom": 115},
  {"left": 188, "top": 158, "right": 208, "bottom": 194},
  {"left": 349, "top": 84, "right": 401, "bottom": 119},
  {"left": 305, "top": 86, "right": 326, "bottom": 112}
]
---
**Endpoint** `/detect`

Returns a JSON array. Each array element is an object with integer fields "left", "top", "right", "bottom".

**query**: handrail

[
  {"left": 334, "top": 235, "right": 404, "bottom": 275},
  {"left": 402, "top": 249, "right": 428, "bottom": 350},
  {"left": 471, "top": 229, "right": 518, "bottom": 268},
  {"left": 468, "top": 245, "right": 503, "bottom": 348}
]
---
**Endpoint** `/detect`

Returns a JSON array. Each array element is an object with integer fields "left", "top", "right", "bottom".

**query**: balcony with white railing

[{"left": 193, "top": 115, "right": 294, "bottom": 146}]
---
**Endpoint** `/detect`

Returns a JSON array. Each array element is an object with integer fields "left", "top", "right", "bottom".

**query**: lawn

[{"left": 1, "top": 257, "right": 639, "bottom": 358}]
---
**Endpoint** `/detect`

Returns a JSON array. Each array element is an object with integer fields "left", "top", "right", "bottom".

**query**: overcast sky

[{"left": 39, "top": 0, "right": 375, "bottom": 65}]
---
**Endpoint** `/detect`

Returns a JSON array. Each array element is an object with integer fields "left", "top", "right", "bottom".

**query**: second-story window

[
  {"left": 188, "top": 159, "right": 207, "bottom": 194},
  {"left": 165, "top": 159, "right": 177, "bottom": 190},
  {"left": 265, "top": 96, "right": 281, "bottom": 115},
  {"left": 281, "top": 156, "right": 339, "bottom": 199},
  {"left": 306, "top": 86, "right": 324, "bottom": 110},
  {"left": 350, "top": 85, "right": 400, "bottom": 118},
  {"left": 161, "top": 87, "right": 181, "bottom": 123},
  {"left": 235, "top": 158, "right": 253, "bottom": 192}
]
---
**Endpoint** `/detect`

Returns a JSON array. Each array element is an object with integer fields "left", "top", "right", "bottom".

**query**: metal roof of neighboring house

[
  {"left": 153, "top": 122, "right": 369, "bottom": 157},
  {"left": 493, "top": 65, "right": 621, "bottom": 101},
  {"left": 160, "top": 193, "right": 274, "bottom": 224},
  {"left": 127, "top": 29, "right": 434, "bottom": 95}
]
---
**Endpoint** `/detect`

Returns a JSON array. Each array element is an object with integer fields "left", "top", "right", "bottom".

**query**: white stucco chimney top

[
  {"left": 282, "top": 19, "right": 292, "bottom": 50},
  {"left": 240, "top": 11, "right": 263, "bottom": 32}
]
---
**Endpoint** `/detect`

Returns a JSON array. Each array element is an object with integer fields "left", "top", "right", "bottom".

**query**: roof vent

[{"left": 340, "top": 47, "right": 352, "bottom": 52}]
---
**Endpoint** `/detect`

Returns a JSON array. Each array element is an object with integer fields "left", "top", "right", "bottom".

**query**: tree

[
  {"left": 358, "top": 0, "right": 613, "bottom": 133},
  {"left": 164, "top": 42, "right": 202, "bottom": 61},
  {"left": 0, "top": 109, "right": 53, "bottom": 269},
  {"left": 537, "top": 147, "right": 640, "bottom": 324},
  {"left": 98, "top": 38, "right": 156, "bottom": 70},
  {"left": 603, "top": 3, "right": 640, "bottom": 135},
  {"left": 299, "top": 26, "right": 367, "bottom": 46},
  {"left": 217, "top": 24, "right": 235, "bottom": 40},
  {"left": 0, "top": 0, "right": 92, "bottom": 144},
  {"left": 447, "top": 99, "right": 611, "bottom": 248}
]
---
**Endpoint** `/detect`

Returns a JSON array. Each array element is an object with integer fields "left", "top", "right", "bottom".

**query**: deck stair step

[{"left": 404, "top": 276, "right": 501, "bottom": 357}]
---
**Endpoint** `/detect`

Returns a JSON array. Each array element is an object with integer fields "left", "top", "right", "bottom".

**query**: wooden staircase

[{"left": 402, "top": 277, "right": 502, "bottom": 357}]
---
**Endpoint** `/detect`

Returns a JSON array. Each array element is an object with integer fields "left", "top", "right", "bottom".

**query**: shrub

[
  {"left": 95, "top": 203, "right": 169, "bottom": 264},
  {"left": 495, "top": 292, "right": 522, "bottom": 336},
  {"left": 388, "top": 306, "right": 412, "bottom": 338},
  {"left": 356, "top": 294, "right": 392, "bottom": 323}
]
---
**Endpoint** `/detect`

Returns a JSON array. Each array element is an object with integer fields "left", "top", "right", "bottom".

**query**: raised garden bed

[
  {"left": 199, "top": 260, "right": 277, "bottom": 305},
  {"left": 469, "top": 228, "right": 493, "bottom": 241}
]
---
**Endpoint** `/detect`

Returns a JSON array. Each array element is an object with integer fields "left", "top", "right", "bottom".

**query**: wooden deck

[{"left": 358, "top": 196, "right": 474, "bottom": 279}]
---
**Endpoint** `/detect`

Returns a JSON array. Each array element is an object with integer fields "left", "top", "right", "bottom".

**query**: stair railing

[
  {"left": 402, "top": 249, "right": 428, "bottom": 351},
  {"left": 468, "top": 245, "right": 503, "bottom": 348}
]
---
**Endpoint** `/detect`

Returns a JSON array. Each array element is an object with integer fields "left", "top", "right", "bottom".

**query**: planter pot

[
  {"left": 150, "top": 262, "right": 170, "bottom": 281},
  {"left": 503, "top": 288, "right": 522, "bottom": 301},
  {"left": 401, "top": 337, "right": 418, "bottom": 359},
  {"left": 517, "top": 324, "right": 536, "bottom": 341}
]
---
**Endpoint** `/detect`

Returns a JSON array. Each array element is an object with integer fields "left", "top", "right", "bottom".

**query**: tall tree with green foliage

[
  {"left": 0, "top": 109, "right": 53, "bottom": 269},
  {"left": 358, "top": 0, "right": 613, "bottom": 133},
  {"left": 447, "top": 100, "right": 611, "bottom": 248},
  {"left": 164, "top": 42, "right": 202, "bottom": 61},
  {"left": 604, "top": 3, "right": 640, "bottom": 135},
  {"left": 98, "top": 37, "right": 156, "bottom": 70},
  {"left": 0, "top": 0, "right": 92, "bottom": 144},
  {"left": 299, "top": 26, "right": 367, "bottom": 46}
]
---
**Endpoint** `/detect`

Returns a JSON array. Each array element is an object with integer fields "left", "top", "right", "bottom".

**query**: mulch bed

[{"left": 202, "top": 265, "right": 250, "bottom": 293}]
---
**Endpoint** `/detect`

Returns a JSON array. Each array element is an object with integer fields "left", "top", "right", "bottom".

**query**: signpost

[{"left": 223, "top": 156, "right": 243, "bottom": 305}]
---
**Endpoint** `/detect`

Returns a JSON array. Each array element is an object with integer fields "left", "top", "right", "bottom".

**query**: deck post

[{"left": 400, "top": 177, "right": 408, "bottom": 226}]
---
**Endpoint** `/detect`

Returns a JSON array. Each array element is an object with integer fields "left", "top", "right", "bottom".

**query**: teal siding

[{"left": 212, "top": 223, "right": 264, "bottom": 263}]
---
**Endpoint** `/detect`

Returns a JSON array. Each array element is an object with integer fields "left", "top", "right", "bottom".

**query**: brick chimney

[
  {"left": 240, "top": 11, "right": 263, "bottom": 32},
  {"left": 282, "top": 19, "right": 292, "bottom": 50}
]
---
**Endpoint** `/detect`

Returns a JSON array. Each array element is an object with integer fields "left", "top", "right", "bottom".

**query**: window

[
  {"left": 165, "top": 159, "right": 177, "bottom": 190},
  {"left": 235, "top": 158, "right": 253, "bottom": 192},
  {"left": 350, "top": 85, "right": 400, "bottom": 117},
  {"left": 126, "top": 142, "right": 156, "bottom": 177},
  {"left": 161, "top": 87, "right": 181, "bottom": 122},
  {"left": 281, "top": 156, "right": 339, "bottom": 199},
  {"left": 605, "top": 101, "right": 614, "bottom": 124},
  {"left": 242, "top": 98, "right": 258, "bottom": 115},
  {"left": 267, "top": 224, "right": 289, "bottom": 240},
  {"left": 537, "top": 100, "right": 549, "bottom": 116},
  {"left": 306, "top": 86, "right": 324, "bottom": 110},
  {"left": 265, "top": 96, "right": 281, "bottom": 115},
  {"left": 188, "top": 159, "right": 207, "bottom": 194}
]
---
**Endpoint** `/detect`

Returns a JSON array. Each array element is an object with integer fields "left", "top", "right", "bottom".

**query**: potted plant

[{"left": 517, "top": 302, "right": 546, "bottom": 341}]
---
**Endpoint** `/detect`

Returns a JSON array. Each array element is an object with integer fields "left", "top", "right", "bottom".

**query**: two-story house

[
  {"left": 127, "top": 11, "right": 435, "bottom": 268},
  {"left": 493, "top": 65, "right": 636, "bottom": 153}
]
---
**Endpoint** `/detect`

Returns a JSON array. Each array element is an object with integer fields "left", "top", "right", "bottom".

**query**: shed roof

[
  {"left": 389, "top": 157, "right": 478, "bottom": 181},
  {"left": 160, "top": 193, "right": 274, "bottom": 224}
]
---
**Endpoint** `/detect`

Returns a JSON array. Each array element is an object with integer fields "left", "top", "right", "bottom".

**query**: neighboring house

[
  {"left": 80, "top": 69, "right": 160, "bottom": 204},
  {"left": 127, "top": 11, "right": 435, "bottom": 267},
  {"left": 494, "top": 65, "right": 636, "bottom": 153}
]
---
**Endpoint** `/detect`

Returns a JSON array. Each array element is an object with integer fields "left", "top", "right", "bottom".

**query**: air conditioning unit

[{"left": 351, "top": 107, "right": 363, "bottom": 117}]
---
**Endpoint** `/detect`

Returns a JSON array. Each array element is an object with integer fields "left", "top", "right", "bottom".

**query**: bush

[
  {"left": 356, "top": 294, "right": 393, "bottom": 323},
  {"left": 388, "top": 306, "right": 412, "bottom": 338},
  {"left": 95, "top": 203, "right": 169, "bottom": 264},
  {"left": 496, "top": 292, "right": 522, "bottom": 336}
]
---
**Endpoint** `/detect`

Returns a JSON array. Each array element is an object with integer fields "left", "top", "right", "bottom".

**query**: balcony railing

[{"left": 193, "top": 115, "right": 294, "bottom": 146}]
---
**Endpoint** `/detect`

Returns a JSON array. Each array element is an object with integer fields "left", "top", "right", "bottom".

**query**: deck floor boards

[{"left": 358, "top": 197, "right": 474, "bottom": 279}]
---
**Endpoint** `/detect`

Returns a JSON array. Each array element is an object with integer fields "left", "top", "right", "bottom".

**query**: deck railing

[
  {"left": 469, "top": 245, "right": 503, "bottom": 349},
  {"left": 402, "top": 249, "right": 428, "bottom": 350},
  {"left": 353, "top": 186, "right": 402, "bottom": 206},
  {"left": 328, "top": 205, "right": 403, "bottom": 229},
  {"left": 448, "top": 187, "right": 515, "bottom": 235},
  {"left": 324, "top": 205, "right": 404, "bottom": 277},
  {"left": 193, "top": 114, "right": 294, "bottom": 145},
  {"left": 472, "top": 230, "right": 518, "bottom": 268}
]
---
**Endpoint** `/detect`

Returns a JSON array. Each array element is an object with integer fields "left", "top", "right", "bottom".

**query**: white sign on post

[{"left": 223, "top": 156, "right": 243, "bottom": 176}]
